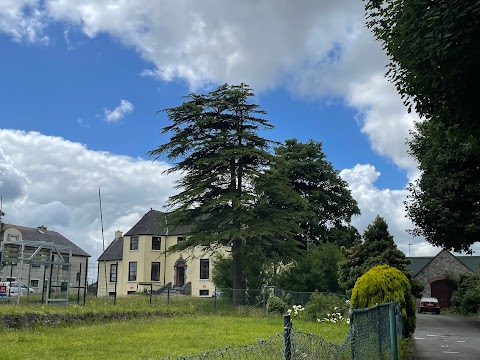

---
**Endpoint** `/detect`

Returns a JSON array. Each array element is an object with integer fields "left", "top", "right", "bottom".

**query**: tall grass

[
  {"left": 0, "top": 315, "right": 349, "bottom": 359},
  {"left": 0, "top": 294, "right": 350, "bottom": 359}
]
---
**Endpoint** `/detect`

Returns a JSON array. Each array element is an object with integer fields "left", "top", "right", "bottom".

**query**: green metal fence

[{"left": 349, "top": 302, "right": 403, "bottom": 360}]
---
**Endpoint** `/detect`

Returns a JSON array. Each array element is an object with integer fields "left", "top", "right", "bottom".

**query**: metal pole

[
  {"left": 262, "top": 286, "right": 266, "bottom": 317},
  {"left": 283, "top": 314, "right": 292, "bottom": 360},
  {"left": 114, "top": 261, "right": 118, "bottom": 305},
  {"left": 77, "top": 263, "right": 81, "bottom": 304},
  {"left": 214, "top": 287, "right": 217, "bottom": 314},
  {"left": 83, "top": 258, "right": 88, "bottom": 306},
  {"left": 389, "top": 303, "right": 399, "bottom": 360}
]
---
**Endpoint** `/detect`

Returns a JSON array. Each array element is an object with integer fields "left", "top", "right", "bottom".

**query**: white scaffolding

[{"left": 0, "top": 240, "right": 72, "bottom": 305}]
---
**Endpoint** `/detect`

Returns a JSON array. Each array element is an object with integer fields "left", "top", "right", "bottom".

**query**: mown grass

[{"left": 0, "top": 295, "right": 350, "bottom": 359}]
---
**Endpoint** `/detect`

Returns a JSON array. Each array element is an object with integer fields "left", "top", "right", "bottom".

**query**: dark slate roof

[
  {"left": 3, "top": 224, "right": 90, "bottom": 257},
  {"left": 98, "top": 236, "right": 123, "bottom": 261},
  {"left": 407, "top": 252, "right": 480, "bottom": 277},
  {"left": 124, "top": 209, "right": 191, "bottom": 236}
]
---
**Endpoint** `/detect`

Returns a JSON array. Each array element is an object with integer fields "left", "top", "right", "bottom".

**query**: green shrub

[
  {"left": 350, "top": 264, "right": 416, "bottom": 337},
  {"left": 301, "top": 292, "right": 348, "bottom": 322},
  {"left": 451, "top": 272, "right": 480, "bottom": 314},
  {"left": 266, "top": 295, "right": 287, "bottom": 315}
]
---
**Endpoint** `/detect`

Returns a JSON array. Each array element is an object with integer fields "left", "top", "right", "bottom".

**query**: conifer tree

[
  {"left": 338, "top": 215, "right": 411, "bottom": 295},
  {"left": 149, "top": 83, "right": 299, "bottom": 305}
]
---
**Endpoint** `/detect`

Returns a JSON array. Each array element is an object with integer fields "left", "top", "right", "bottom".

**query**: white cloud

[
  {"left": 103, "top": 99, "right": 134, "bottom": 123},
  {"left": 4, "top": 1, "right": 475, "bottom": 258},
  {"left": 0, "top": 129, "right": 180, "bottom": 281},
  {"left": 0, "top": 0, "right": 48, "bottom": 44},
  {"left": 41, "top": 0, "right": 420, "bottom": 176}
]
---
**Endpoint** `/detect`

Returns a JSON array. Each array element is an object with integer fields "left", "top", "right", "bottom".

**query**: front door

[{"left": 177, "top": 266, "right": 185, "bottom": 288}]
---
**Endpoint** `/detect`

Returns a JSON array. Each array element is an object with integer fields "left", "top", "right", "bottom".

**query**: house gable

[{"left": 415, "top": 249, "right": 471, "bottom": 285}]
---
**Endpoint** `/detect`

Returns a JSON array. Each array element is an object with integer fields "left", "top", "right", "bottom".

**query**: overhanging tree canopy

[
  {"left": 365, "top": 0, "right": 480, "bottom": 253},
  {"left": 365, "top": 0, "right": 480, "bottom": 133}
]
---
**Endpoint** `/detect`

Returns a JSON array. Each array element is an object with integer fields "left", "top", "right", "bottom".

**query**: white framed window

[
  {"left": 30, "top": 279, "right": 40, "bottom": 289},
  {"left": 110, "top": 264, "right": 118, "bottom": 283},
  {"left": 128, "top": 262, "right": 137, "bottom": 281},
  {"left": 200, "top": 259, "right": 209, "bottom": 280},
  {"left": 62, "top": 255, "right": 70, "bottom": 271},
  {"left": 199, "top": 289, "right": 209, "bottom": 296},
  {"left": 152, "top": 237, "right": 161, "bottom": 251},
  {"left": 177, "top": 236, "right": 185, "bottom": 245},
  {"left": 130, "top": 236, "right": 139, "bottom": 250},
  {"left": 151, "top": 262, "right": 160, "bottom": 281}
]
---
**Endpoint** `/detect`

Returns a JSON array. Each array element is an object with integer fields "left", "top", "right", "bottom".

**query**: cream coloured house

[{"left": 97, "top": 209, "right": 230, "bottom": 297}]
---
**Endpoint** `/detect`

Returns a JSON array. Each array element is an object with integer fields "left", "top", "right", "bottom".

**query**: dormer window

[{"left": 7, "top": 235, "right": 18, "bottom": 241}]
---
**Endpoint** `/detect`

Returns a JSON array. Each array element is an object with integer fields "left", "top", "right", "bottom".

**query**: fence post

[
  {"left": 377, "top": 305, "right": 382, "bottom": 356},
  {"left": 389, "top": 303, "right": 399, "bottom": 360},
  {"left": 283, "top": 314, "right": 292, "bottom": 360},
  {"left": 214, "top": 287, "right": 217, "bottom": 314},
  {"left": 262, "top": 286, "right": 266, "bottom": 317}
]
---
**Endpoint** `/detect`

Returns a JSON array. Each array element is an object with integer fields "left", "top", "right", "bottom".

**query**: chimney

[{"left": 115, "top": 230, "right": 123, "bottom": 239}]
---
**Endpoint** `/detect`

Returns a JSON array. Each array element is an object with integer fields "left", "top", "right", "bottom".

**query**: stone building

[{"left": 407, "top": 249, "right": 480, "bottom": 308}]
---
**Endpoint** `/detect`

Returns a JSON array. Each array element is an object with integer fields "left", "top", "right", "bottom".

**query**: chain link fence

[
  {"left": 160, "top": 301, "right": 402, "bottom": 360},
  {"left": 349, "top": 302, "right": 403, "bottom": 360},
  {"left": 160, "top": 315, "right": 350, "bottom": 360}
]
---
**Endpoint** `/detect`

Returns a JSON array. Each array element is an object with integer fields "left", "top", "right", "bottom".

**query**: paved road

[{"left": 415, "top": 313, "right": 480, "bottom": 359}]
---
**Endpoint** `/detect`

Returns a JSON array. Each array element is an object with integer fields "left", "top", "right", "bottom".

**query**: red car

[{"left": 418, "top": 297, "right": 441, "bottom": 314}]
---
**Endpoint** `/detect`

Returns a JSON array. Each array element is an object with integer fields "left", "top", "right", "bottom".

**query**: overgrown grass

[
  {"left": 0, "top": 315, "right": 349, "bottom": 359},
  {"left": 0, "top": 295, "right": 350, "bottom": 359}
]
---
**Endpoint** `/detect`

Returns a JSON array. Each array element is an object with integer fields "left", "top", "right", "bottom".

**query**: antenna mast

[{"left": 99, "top": 189, "right": 108, "bottom": 297}]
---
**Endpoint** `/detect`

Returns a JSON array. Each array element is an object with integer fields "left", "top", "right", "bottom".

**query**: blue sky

[{"left": 0, "top": 1, "right": 463, "bottom": 281}]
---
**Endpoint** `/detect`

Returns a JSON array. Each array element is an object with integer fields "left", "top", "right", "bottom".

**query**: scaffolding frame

[{"left": 0, "top": 240, "right": 72, "bottom": 305}]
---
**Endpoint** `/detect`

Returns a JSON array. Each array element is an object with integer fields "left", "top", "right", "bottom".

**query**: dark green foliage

[
  {"left": 365, "top": 0, "right": 480, "bottom": 134},
  {"left": 451, "top": 272, "right": 480, "bottom": 314},
  {"left": 266, "top": 295, "right": 287, "bottom": 315},
  {"left": 273, "top": 139, "right": 360, "bottom": 247},
  {"left": 405, "top": 121, "right": 480, "bottom": 253},
  {"left": 338, "top": 216, "right": 411, "bottom": 295},
  {"left": 301, "top": 292, "right": 348, "bottom": 322},
  {"left": 277, "top": 243, "right": 345, "bottom": 293},
  {"left": 149, "top": 83, "right": 294, "bottom": 305},
  {"left": 350, "top": 264, "right": 416, "bottom": 337},
  {"left": 366, "top": 0, "right": 480, "bottom": 254}
]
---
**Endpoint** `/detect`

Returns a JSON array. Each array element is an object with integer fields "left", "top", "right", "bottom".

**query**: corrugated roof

[
  {"left": 98, "top": 236, "right": 123, "bottom": 261},
  {"left": 3, "top": 224, "right": 90, "bottom": 257},
  {"left": 407, "top": 252, "right": 480, "bottom": 277},
  {"left": 406, "top": 257, "right": 432, "bottom": 277},
  {"left": 457, "top": 256, "right": 480, "bottom": 272},
  {"left": 124, "top": 209, "right": 191, "bottom": 236}
]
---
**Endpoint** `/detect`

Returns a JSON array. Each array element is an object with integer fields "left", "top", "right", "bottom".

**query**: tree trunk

[{"left": 232, "top": 237, "right": 244, "bottom": 306}]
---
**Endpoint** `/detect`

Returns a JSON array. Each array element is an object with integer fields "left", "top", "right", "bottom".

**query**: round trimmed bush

[
  {"left": 350, "top": 264, "right": 416, "bottom": 337},
  {"left": 266, "top": 295, "right": 287, "bottom": 315}
]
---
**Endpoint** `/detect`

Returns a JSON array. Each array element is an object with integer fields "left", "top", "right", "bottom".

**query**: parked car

[
  {"left": 418, "top": 297, "right": 440, "bottom": 314},
  {"left": 0, "top": 281, "right": 35, "bottom": 296}
]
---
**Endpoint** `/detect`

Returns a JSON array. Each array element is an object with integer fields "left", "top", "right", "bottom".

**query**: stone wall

[{"left": 415, "top": 250, "right": 471, "bottom": 297}]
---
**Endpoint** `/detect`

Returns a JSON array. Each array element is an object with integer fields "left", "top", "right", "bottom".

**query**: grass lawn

[{"left": 0, "top": 315, "right": 349, "bottom": 360}]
